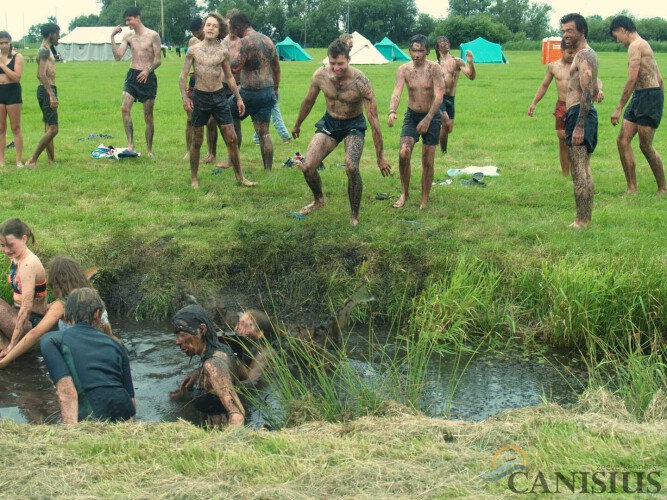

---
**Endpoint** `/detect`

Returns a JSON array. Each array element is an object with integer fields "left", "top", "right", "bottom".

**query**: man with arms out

[
  {"left": 388, "top": 35, "right": 444, "bottom": 210},
  {"left": 562, "top": 13, "right": 600, "bottom": 228},
  {"left": 179, "top": 13, "right": 255, "bottom": 189},
  {"left": 111, "top": 7, "right": 161, "bottom": 158},
  {"left": 40, "top": 288, "right": 135, "bottom": 424},
  {"left": 25, "top": 24, "right": 59, "bottom": 168},
  {"left": 435, "top": 36, "right": 476, "bottom": 153},
  {"left": 610, "top": 16, "right": 666, "bottom": 195},
  {"left": 228, "top": 12, "right": 280, "bottom": 171},
  {"left": 292, "top": 38, "right": 391, "bottom": 226},
  {"left": 184, "top": 18, "right": 218, "bottom": 164}
]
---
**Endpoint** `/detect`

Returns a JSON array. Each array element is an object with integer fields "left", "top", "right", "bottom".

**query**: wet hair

[
  {"left": 609, "top": 16, "right": 636, "bottom": 36},
  {"left": 172, "top": 304, "right": 229, "bottom": 360},
  {"left": 204, "top": 12, "right": 228, "bottom": 40},
  {"left": 0, "top": 218, "right": 35, "bottom": 245},
  {"left": 40, "top": 23, "right": 60, "bottom": 40},
  {"left": 560, "top": 13, "right": 587, "bottom": 38},
  {"left": 435, "top": 36, "right": 449, "bottom": 62},
  {"left": 328, "top": 38, "right": 350, "bottom": 60},
  {"left": 123, "top": 6, "right": 141, "bottom": 19},
  {"left": 244, "top": 309, "right": 275, "bottom": 341},
  {"left": 189, "top": 18, "right": 203, "bottom": 33},
  {"left": 229, "top": 12, "right": 251, "bottom": 34},
  {"left": 65, "top": 288, "right": 105, "bottom": 325},
  {"left": 48, "top": 256, "right": 90, "bottom": 300},
  {"left": 409, "top": 34, "right": 430, "bottom": 55}
]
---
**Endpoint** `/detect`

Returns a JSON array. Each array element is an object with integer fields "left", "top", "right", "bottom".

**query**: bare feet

[
  {"left": 239, "top": 178, "right": 258, "bottom": 187},
  {"left": 623, "top": 189, "right": 638, "bottom": 196},
  {"left": 568, "top": 220, "right": 589, "bottom": 229},
  {"left": 350, "top": 216, "right": 359, "bottom": 227},
  {"left": 25, "top": 159, "right": 36, "bottom": 169},
  {"left": 16, "top": 162, "right": 23, "bottom": 168},
  {"left": 300, "top": 200, "right": 324, "bottom": 215},
  {"left": 392, "top": 195, "right": 407, "bottom": 208},
  {"left": 191, "top": 179, "right": 199, "bottom": 189},
  {"left": 202, "top": 154, "right": 216, "bottom": 164},
  {"left": 657, "top": 189, "right": 667, "bottom": 196},
  {"left": 182, "top": 152, "right": 190, "bottom": 161},
  {"left": 215, "top": 160, "right": 231, "bottom": 169},
  {"left": 147, "top": 152, "right": 155, "bottom": 160},
  {"left": 419, "top": 202, "right": 427, "bottom": 210}
]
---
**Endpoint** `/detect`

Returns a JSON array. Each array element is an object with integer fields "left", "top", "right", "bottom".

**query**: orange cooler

[{"left": 541, "top": 36, "right": 562, "bottom": 64}]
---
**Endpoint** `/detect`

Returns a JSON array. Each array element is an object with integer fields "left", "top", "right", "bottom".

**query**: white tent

[
  {"left": 58, "top": 27, "right": 132, "bottom": 62},
  {"left": 322, "top": 31, "right": 388, "bottom": 65}
]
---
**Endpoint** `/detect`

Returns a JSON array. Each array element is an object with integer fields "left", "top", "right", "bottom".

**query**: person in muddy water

[
  {"left": 40, "top": 288, "right": 135, "bottom": 424},
  {"left": 224, "top": 309, "right": 275, "bottom": 388},
  {"left": 291, "top": 38, "right": 391, "bottom": 226},
  {"left": 169, "top": 304, "right": 246, "bottom": 426}
]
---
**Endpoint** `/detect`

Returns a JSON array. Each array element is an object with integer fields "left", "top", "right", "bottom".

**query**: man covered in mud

[
  {"left": 179, "top": 13, "right": 256, "bottom": 189},
  {"left": 388, "top": 34, "right": 445, "bottom": 210},
  {"left": 561, "top": 13, "right": 600, "bottom": 228},
  {"left": 291, "top": 38, "right": 391, "bottom": 226},
  {"left": 227, "top": 12, "right": 280, "bottom": 171},
  {"left": 40, "top": 288, "right": 135, "bottom": 424}
]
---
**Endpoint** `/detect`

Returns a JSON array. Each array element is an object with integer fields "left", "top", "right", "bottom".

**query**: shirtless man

[
  {"left": 610, "top": 16, "right": 666, "bottom": 195},
  {"left": 179, "top": 13, "right": 255, "bottom": 189},
  {"left": 562, "top": 13, "right": 600, "bottom": 228},
  {"left": 184, "top": 18, "right": 218, "bottom": 164},
  {"left": 25, "top": 23, "right": 59, "bottom": 168},
  {"left": 111, "top": 7, "right": 161, "bottom": 158},
  {"left": 388, "top": 35, "right": 444, "bottom": 210},
  {"left": 291, "top": 38, "right": 391, "bottom": 226},
  {"left": 435, "top": 36, "right": 476, "bottom": 153},
  {"left": 228, "top": 12, "right": 280, "bottom": 170}
]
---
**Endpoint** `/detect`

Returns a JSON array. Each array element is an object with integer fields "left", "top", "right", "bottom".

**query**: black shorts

[
  {"left": 123, "top": 68, "right": 157, "bottom": 103},
  {"left": 0, "top": 83, "right": 22, "bottom": 105},
  {"left": 439, "top": 95, "right": 455, "bottom": 119},
  {"left": 191, "top": 88, "right": 233, "bottom": 127},
  {"left": 624, "top": 87, "right": 664, "bottom": 128},
  {"left": 565, "top": 104, "right": 598, "bottom": 154},
  {"left": 315, "top": 113, "right": 367, "bottom": 143},
  {"left": 37, "top": 85, "right": 58, "bottom": 125},
  {"left": 86, "top": 386, "right": 135, "bottom": 422},
  {"left": 400, "top": 108, "right": 441, "bottom": 146},
  {"left": 230, "top": 86, "right": 275, "bottom": 122}
]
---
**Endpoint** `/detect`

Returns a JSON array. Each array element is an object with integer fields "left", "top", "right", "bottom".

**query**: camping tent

[
  {"left": 322, "top": 31, "right": 388, "bottom": 65},
  {"left": 58, "top": 27, "right": 132, "bottom": 62},
  {"left": 374, "top": 36, "right": 409, "bottom": 62},
  {"left": 276, "top": 36, "right": 313, "bottom": 61},
  {"left": 459, "top": 37, "right": 508, "bottom": 64}
]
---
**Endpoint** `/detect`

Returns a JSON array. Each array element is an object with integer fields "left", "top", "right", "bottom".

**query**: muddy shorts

[
  {"left": 400, "top": 108, "right": 441, "bottom": 145},
  {"left": 565, "top": 104, "right": 598, "bottom": 153},
  {"left": 37, "top": 85, "right": 58, "bottom": 125},
  {"left": 86, "top": 386, "right": 135, "bottom": 422},
  {"left": 624, "top": 87, "right": 664, "bottom": 128},
  {"left": 123, "top": 68, "right": 157, "bottom": 103},
  {"left": 230, "top": 86, "right": 275, "bottom": 122},
  {"left": 0, "top": 83, "right": 22, "bottom": 105},
  {"left": 439, "top": 95, "right": 455, "bottom": 119},
  {"left": 554, "top": 100, "right": 567, "bottom": 131},
  {"left": 315, "top": 113, "right": 367, "bottom": 143},
  {"left": 191, "top": 88, "right": 233, "bottom": 127}
]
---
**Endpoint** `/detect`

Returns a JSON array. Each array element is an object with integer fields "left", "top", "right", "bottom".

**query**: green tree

[
  {"left": 637, "top": 18, "right": 667, "bottom": 42},
  {"left": 433, "top": 14, "right": 512, "bottom": 48},
  {"left": 415, "top": 13, "right": 437, "bottom": 39},
  {"left": 448, "top": 0, "right": 493, "bottom": 17},
  {"left": 69, "top": 15, "right": 101, "bottom": 31}
]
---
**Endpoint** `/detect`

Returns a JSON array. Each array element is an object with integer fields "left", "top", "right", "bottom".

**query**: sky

[{"left": 2, "top": 0, "right": 666, "bottom": 41}]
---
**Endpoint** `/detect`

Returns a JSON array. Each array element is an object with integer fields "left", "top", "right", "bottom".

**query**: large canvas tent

[
  {"left": 322, "top": 31, "right": 388, "bottom": 65},
  {"left": 459, "top": 37, "right": 508, "bottom": 64},
  {"left": 58, "top": 27, "right": 132, "bottom": 62},
  {"left": 276, "top": 36, "right": 312, "bottom": 61},
  {"left": 374, "top": 36, "right": 409, "bottom": 62}
]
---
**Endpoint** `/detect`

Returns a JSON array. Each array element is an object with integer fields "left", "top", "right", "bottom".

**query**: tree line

[{"left": 20, "top": 0, "right": 667, "bottom": 48}]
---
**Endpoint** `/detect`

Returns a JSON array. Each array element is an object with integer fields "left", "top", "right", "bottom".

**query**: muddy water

[{"left": 0, "top": 317, "right": 587, "bottom": 425}]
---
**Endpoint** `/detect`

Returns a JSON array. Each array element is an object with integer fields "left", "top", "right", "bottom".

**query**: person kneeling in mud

[{"left": 170, "top": 304, "right": 246, "bottom": 426}]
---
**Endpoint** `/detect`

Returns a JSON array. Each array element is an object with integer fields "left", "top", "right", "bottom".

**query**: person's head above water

[
  {"left": 64, "top": 288, "right": 106, "bottom": 325},
  {"left": 172, "top": 304, "right": 222, "bottom": 358}
]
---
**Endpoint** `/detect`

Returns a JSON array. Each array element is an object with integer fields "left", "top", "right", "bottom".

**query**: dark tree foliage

[
  {"left": 69, "top": 15, "right": 102, "bottom": 31},
  {"left": 433, "top": 15, "right": 512, "bottom": 48}
]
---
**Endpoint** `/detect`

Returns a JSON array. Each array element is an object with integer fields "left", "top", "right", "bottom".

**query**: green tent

[
  {"left": 275, "top": 36, "right": 313, "bottom": 61},
  {"left": 459, "top": 37, "right": 508, "bottom": 64},
  {"left": 374, "top": 36, "right": 409, "bottom": 62}
]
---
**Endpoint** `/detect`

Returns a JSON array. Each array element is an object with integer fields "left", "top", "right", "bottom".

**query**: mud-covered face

[
  {"left": 125, "top": 16, "right": 140, "bottom": 30},
  {"left": 1, "top": 234, "right": 27, "bottom": 259},
  {"left": 234, "top": 312, "right": 263, "bottom": 340},
  {"left": 561, "top": 21, "right": 583, "bottom": 51},
  {"left": 611, "top": 28, "right": 630, "bottom": 47},
  {"left": 204, "top": 17, "right": 220, "bottom": 40},
  {"left": 328, "top": 54, "right": 349, "bottom": 78},
  {"left": 562, "top": 48, "right": 576, "bottom": 64},
  {"left": 409, "top": 43, "right": 428, "bottom": 64},
  {"left": 174, "top": 326, "right": 205, "bottom": 357}
]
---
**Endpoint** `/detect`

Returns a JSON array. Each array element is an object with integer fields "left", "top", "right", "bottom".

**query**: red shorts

[{"left": 554, "top": 100, "right": 567, "bottom": 131}]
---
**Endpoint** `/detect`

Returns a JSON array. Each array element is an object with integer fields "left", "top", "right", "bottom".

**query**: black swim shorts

[
  {"left": 37, "top": 85, "right": 58, "bottom": 125},
  {"left": 439, "top": 95, "right": 455, "bottom": 120},
  {"left": 400, "top": 108, "right": 442, "bottom": 146},
  {"left": 123, "top": 68, "right": 157, "bottom": 103},
  {"left": 315, "top": 113, "right": 367, "bottom": 143},
  {"left": 229, "top": 86, "right": 275, "bottom": 122},
  {"left": 191, "top": 88, "right": 233, "bottom": 127},
  {"left": 565, "top": 104, "right": 598, "bottom": 154},
  {"left": 624, "top": 87, "right": 664, "bottom": 129},
  {"left": 0, "top": 83, "right": 22, "bottom": 105}
]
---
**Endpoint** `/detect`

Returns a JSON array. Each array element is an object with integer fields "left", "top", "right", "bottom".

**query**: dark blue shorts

[
  {"left": 86, "top": 386, "right": 135, "bottom": 422},
  {"left": 439, "top": 95, "right": 455, "bottom": 119},
  {"left": 230, "top": 86, "right": 275, "bottom": 122},
  {"left": 315, "top": 113, "right": 367, "bottom": 143},
  {"left": 565, "top": 104, "right": 598, "bottom": 154},
  {"left": 400, "top": 108, "right": 441, "bottom": 146},
  {"left": 624, "top": 87, "right": 663, "bottom": 128},
  {"left": 191, "top": 88, "right": 233, "bottom": 127}
]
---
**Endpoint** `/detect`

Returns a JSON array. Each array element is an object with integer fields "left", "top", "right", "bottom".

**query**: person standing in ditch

[
  {"left": 111, "top": 6, "right": 161, "bottom": 158},
  {"left": 25, "top": 23, "right": 59, "bottom": 168},
  {"left": 179, "top": 13, "right": 256, "bottom": 189},
  {"left": 434, "top": 36, "right": 476, "bottom": 154},
  {"left": 387, "top": 34, "right": 445, "bottom": 210},
  {"left": 562, "top": 13, "right": 600, "bottom": 228},
  {"left": 609, "top": 15, "right": 666, "bottom": 195},
  {"left": 291, "top": 38, "right": 391, "bottom": 226}
]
